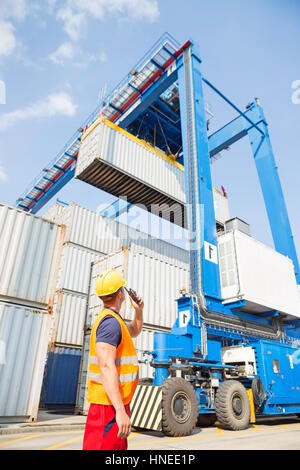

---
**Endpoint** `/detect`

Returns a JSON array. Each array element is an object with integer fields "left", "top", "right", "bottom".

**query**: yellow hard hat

[{"left": 96, "top": 269, "right": 126, "bottom": 297}]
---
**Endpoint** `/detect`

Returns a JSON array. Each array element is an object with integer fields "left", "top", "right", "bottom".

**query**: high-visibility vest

[{"left": 87, "top": 308, "right": 139, "bottom": 405}]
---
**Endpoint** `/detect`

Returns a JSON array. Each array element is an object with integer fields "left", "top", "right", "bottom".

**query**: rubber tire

[
  {"left": 215, "top": 380, "right": 251, "bottom": 431},
  {"left": 197, "top": 413, "right": 216, "bottom": 428},
  {"left": 252, "top": 377, "right": 265, "bottom": 407},
  {"left": 162, "top": 377, "right": 198, "bottom": 437}
]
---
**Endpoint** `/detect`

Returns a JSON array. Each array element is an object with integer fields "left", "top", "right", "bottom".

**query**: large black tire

[
  {"left": 215, "top": 380, "right": 251, "bottom": 431},
  {"left": 162, "top": 377, "right": 198, "bottom": 437},
  {"left": 197, "top": 413, "right": 216, "bottom": 428},
  {"left": 252, "top": 377, "right": 265, "bottom": 407}
]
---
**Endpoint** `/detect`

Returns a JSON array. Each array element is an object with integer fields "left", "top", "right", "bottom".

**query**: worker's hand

[
  {"left": 129, "top": 293, "right": 144, "bottom": 312},
  {"left": 116, "top": 408, "right": 132, "bottom": 439}
]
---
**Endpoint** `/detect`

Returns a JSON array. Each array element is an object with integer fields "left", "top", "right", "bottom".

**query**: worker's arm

[
  {"left": 95, "top": 342, "right": 131, "bottom": 439},
  {"left": 127, "top": 294, "right": 144, "bottom": 338}
]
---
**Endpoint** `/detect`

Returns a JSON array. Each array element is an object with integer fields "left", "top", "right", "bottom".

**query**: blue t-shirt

[{"left": 96, "top": 311, "right": 122, "bottom": 348}]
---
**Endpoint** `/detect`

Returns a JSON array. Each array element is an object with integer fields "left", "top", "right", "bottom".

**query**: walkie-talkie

[{"left": 125, "top": 287, "right": 140, "bottom": 304}]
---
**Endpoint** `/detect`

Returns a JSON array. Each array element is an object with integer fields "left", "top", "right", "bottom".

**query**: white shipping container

[
  {"left": 43, "top": 203, "right": 121, "bottom": 254},
  {"left": 43, "top": 202, "right": 189, "bottom": 265},
  {"left": 76, "top": 326, "right": 160, "bottom": 415},
  {"left": 75, "top": 119, "right": 229, "bottom": 227},
  {"left": 0, "top": 204, "right": 64, "bottom": 307},
  {"left": 57, "top": 242, "right": 105, "bottom": 295},
  {"left": 0, "top": 301, "right": 52, "bottom": 422},
  {"left": 51, "top": 291, "right": 88, "bottom": 347},
  {"left": 87, "top": 248, "right": 189, "bottom": 329},
  {"left": 218, "top": 230, "right": 300, "bottom": 319}
]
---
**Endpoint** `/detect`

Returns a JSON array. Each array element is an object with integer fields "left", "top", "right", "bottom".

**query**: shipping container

[
  {"left": 0, "top": 204, "right": 64, "bottom": 308},
  {"left": 75, "top": 118, "right": 229, "bottom": 227},
  {"left": 43, "top": 202, "right": 189, "bottom": 264},
  {"left": 218, "top": 230, "right": 300, "bottom": 319},
  {"left": 40, "top": 346, "right": 82, "bottom": 409},
  {"left": 51, "top": 291, "right": 88, "bottom": 347},
  {"left": 57, "top": 242, "right": 105, "bottom": 295},
  {"left": 0, "top": 301, "right": 52, "bottom": 423},
  {"left": 75, "top": 325, "right": 162, "bottom": 415},
  {"left": 87, "top": 248, "right": 189, "bottom": 329}
]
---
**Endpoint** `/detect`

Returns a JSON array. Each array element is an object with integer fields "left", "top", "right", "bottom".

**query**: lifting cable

[
  {"left": 155, "top": 111, "right": 172, "bottom": 155},
  {"left": 137, "top": 113, "right": 146, "bottom": 138}
]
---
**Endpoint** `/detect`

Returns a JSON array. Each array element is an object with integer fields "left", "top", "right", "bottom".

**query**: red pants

[{"left": 82, "top": 403, "right": 130, "bottom": 450}]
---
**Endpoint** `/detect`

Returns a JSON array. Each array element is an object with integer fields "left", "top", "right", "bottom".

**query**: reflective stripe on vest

[
  {"left": 88, "top": 370, "right": 139, "bottom": 384},
  {"left": 89, "top": 355, "right": 138, "bottom": 367}
]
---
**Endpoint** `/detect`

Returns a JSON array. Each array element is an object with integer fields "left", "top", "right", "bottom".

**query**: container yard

[{"left": 0, "top": 2, "right": 299, "bottom": 453}]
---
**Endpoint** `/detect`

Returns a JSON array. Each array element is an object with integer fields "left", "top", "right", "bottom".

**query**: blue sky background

[{"left": 0, "top": 0, "right": 299, "bottom": 258}]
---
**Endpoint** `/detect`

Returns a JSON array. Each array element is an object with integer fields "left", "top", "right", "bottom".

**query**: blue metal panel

[
  {"left": 249, "top": 340, "right": 300, "bottom": 414},
  {"left": 118, "top": 69, "right": 178, "bottom": 131},
  {"left": 247, "top": 104, "right": 300, "bottom": 282},
  {"left": 30, "top": 168, "right": 75, "bottom": 214},
  {"left": 40, "top": 347, "right": 82, "bottom": 408},
  {"left": 177, "top": 43, "right": 222, "bottom": 300}
]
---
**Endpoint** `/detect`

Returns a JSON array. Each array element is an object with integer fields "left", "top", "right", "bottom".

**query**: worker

[{"left": 82, "top": 269, "right": 144, "bottom": 450}]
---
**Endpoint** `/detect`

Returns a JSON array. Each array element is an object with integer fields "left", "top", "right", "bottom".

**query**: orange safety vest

[{"left": 87, "top": 308, "right": 139, "bottom": 405}]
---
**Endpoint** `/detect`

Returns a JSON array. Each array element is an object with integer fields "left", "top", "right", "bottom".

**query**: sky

[{"left": 0, "top": 0, "right": 299, "bottom": 258}]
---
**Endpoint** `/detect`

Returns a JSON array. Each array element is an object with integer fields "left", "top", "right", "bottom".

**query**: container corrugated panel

[
  {"left": 43, "top": 202, "right": 189, "bottom": 266},
  {"left": 76, "top": 326, "right": 160, "bottom": 415},
  {"left": 218, "top": 230, "right": 300, "bottom": 319},
  {"left": 76, "top": 119, "right": 186, "bottom": 226},
  {"left": 87, "top": 248, "right": 189, "bottom": 329},
  {"left": 40, "top": 346, "right": 81, "bottom": 408},
  {"left": 76, "top": 119, "right": 229, "bottom": 228},
  {"left": 52, "top": 291, "right": 87, "bottom": 346},
  {"left": 0, "top": 204, "right": 64, "bottom": 307},
  {"left": 0, "top": 301, "right": 52, "bottom": 422},
  {"left": 57, "top": 242, "right": 105, "bottom": 295}
]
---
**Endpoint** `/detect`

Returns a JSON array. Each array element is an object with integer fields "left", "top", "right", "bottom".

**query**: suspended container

[
  {"left": 40, "top": 346, "right": 82, "bottom": 409},
  {"left": 75, "top": 118, "right": 229, "bottom": 228},
  {"left": 51, "top": 291, "right": 88, "bottom": 347},
  {"left": 87, "top": 247, "right": 189, "bottom": 329},
  {"left": 0, "top": 204, "right": 65, "bottom": 308},
  {"left": 218, "top": 230, "right": 300, "bottom": 319},
  {"left": 0, "top": 301, "right": 52, "bottom": 423},
  {"left": 76, "top": 325, "right": 160, "bottom": 415}
]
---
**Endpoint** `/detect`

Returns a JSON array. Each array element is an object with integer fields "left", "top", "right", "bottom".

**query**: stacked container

[
  {"left": 41, "top": 202, "right": 189, "bottom": 409},
  {"left": 0, "top": 204, "right": 65, "bottom": 422}
]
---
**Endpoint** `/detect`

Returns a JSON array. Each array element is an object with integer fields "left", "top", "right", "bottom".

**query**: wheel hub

[
  {"left": 171, "top": 391, "right": 192, "bottom": 424},
  {"left": 232, "top": 395, "right": 243, "bottom": 417}
]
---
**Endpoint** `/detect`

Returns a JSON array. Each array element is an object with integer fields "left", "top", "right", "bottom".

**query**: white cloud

[
  {"left": 88, "top": 50, "right": 107, "bottom": 63},
  {"left": 49, "top": 41, "right": 75, "bottom": 64},
  {"left": 57, "top": 6, "right": 86, "bottom": 41},
  {"left": 56, "top": 0, "right": 159, "bottom": 41},
  {"left": 0, "top": 92, "right": 77, "bottom": 131},
  {"left": 0, "top": 21, "right": 17, "bottom": 57},
  {"left": 0, "top": 0, "right": 27, "bottom": 21},
  {"left": 0, "top": 165, "right": 8, "bottom": 182},
  {"left": 0, "top": 0, "right": 28, "bottom": 58}
]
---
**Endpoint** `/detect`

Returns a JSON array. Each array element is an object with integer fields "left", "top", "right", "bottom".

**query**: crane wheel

[
  {"left": 161, "top": 377, "right": 198, "bottom": 437},
  {"left": 215, "top": 380, "right": 251, "bottom": 431},
  {"left": 252, "top": 377, "right": 265, "bottom": 407},
  {"left": 197, "top": 413, "right": 216, "bottom": 427}
]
